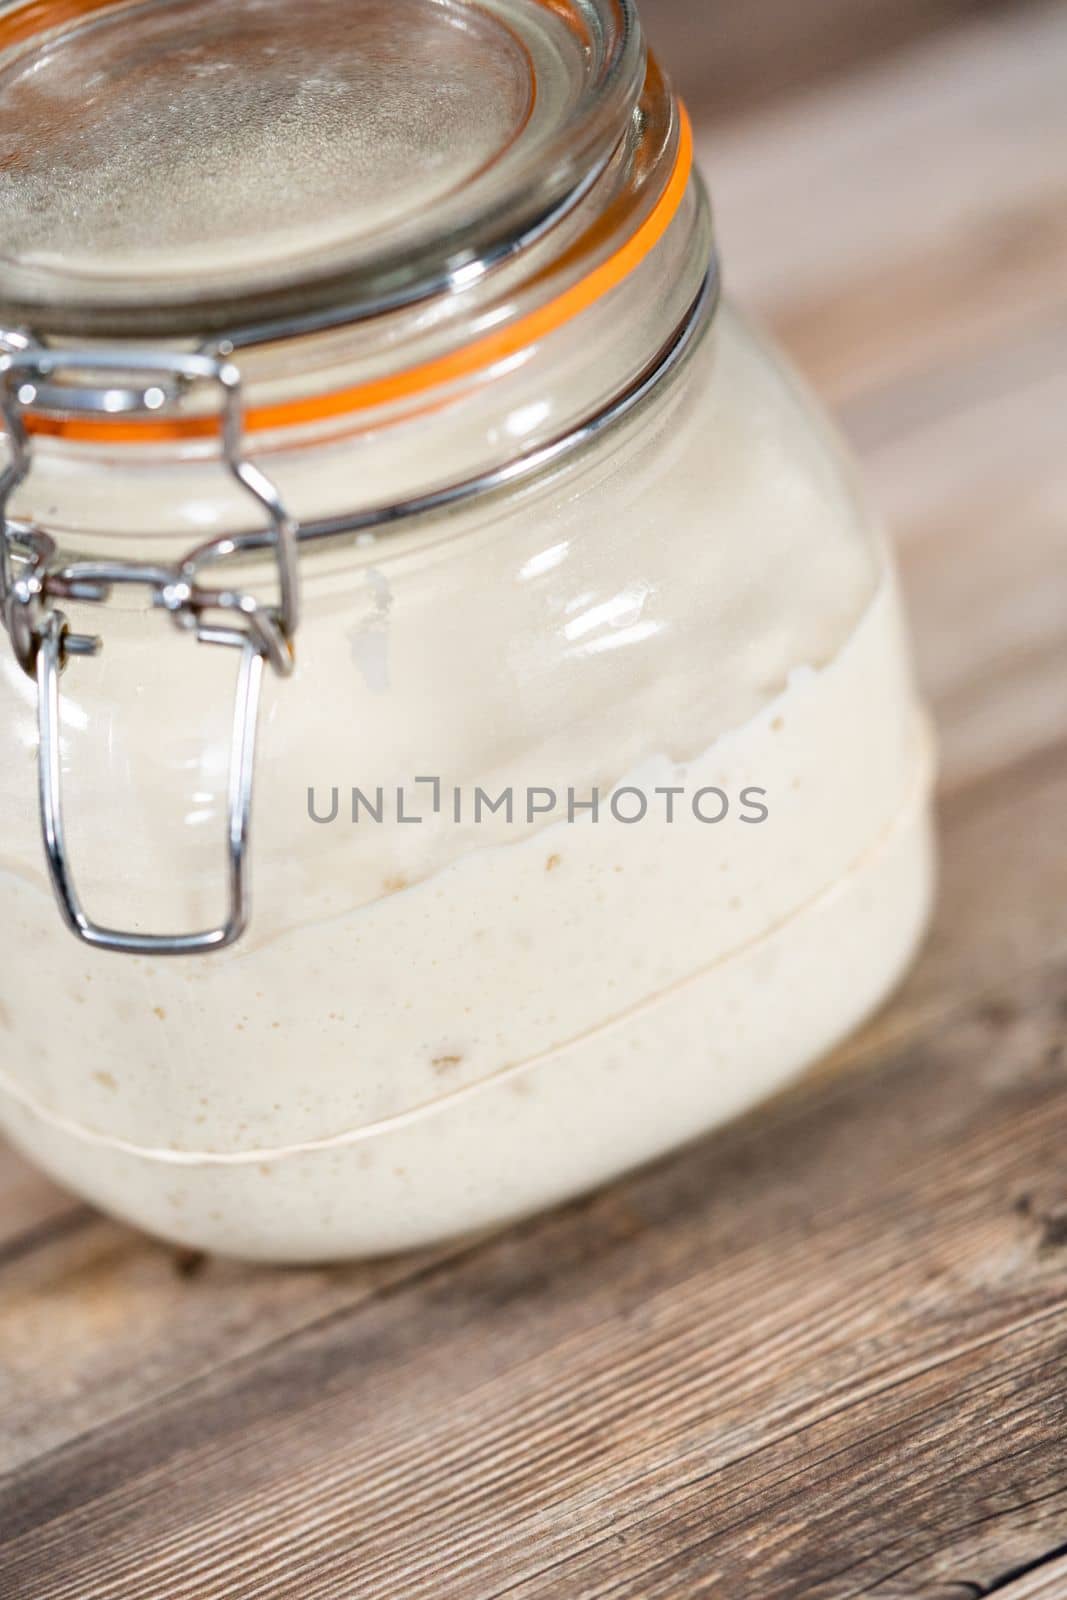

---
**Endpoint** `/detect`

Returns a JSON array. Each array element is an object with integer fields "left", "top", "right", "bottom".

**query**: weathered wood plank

[
  {"left": 699, "top": 1, "right": 1067, "bottom": 795},
  {"left": 993, "top": 1554, "right": 1067, "bottom": 1598},
  {"left": 871, "top": 351, "right": 1067, "bottom": 798},
  {"left": 0, "top": 1148, "right": 78, "bottom": 1256},
  {"left": 0, "top": 1211, "right": 479, "bottom": 1477},
  {"left": 1, "top": 950, "right": 1065, "bottom": 1597},
  {"left": 642, "top": 0, "right": 1010, "bottom": 124},
  {"left": 699, "top": 0, "right": 1067, "bottom": 393}
]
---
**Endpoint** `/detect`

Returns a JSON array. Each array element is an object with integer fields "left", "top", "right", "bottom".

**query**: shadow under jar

[{"left": 0, "top": 0, "right": 935, "bottom": 1261}]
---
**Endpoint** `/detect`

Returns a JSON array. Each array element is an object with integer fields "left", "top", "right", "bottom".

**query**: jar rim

[{"left": 0, "top": 0, "right": 647, "bottom": 337}]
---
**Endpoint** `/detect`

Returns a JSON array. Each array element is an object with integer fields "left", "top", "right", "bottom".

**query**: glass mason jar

[{"left": 0, "top": 0, "right": 935, "bottom": 1260}]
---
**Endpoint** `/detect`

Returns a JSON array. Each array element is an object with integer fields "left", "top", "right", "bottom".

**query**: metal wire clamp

[{"left": 0, "top": 346, "right": 300, "bottom": 957}]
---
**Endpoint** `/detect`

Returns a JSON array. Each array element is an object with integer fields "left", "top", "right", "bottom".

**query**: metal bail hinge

[{"left": 0, "top": 341, "right": 301, "bottom": 957}]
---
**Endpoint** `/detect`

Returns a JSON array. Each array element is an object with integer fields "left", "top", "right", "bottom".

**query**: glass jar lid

[{"left": 0, "top": 0, "right": 645, "bottom": 336}]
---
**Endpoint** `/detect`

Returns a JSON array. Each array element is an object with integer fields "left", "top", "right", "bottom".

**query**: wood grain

[
  {"left": 641, "top": 0, "right": 1011, "bottom": 124},
  {"left": 3, "top": 940, "right": 1067, "bottom": 1597},
  {"left": 2, "top": 1, "right": 1067, "bottom": 1595},
  {"left": 994, "top": 1556, "right": 1067, "bottom": 1598},
  {"left": 701, "top": 0, "right": 1067, "bottom": 797}
]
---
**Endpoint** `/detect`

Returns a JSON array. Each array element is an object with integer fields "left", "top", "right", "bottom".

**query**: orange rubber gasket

[
  {"left": 9, "top": 0, "right": 692, "bottom": 444},
  {"left": 0, "top": 0, "right": 123, "bottom": 47}
]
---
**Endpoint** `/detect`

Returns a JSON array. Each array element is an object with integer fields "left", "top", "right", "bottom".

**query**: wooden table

[{"left": 2, "top": 3, "right": 1066, "bottom": 1594}]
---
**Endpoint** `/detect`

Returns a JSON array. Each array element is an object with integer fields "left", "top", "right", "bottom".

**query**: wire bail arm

[{"left": 0, "top": 343, "right": 300, "bottom": 956}]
